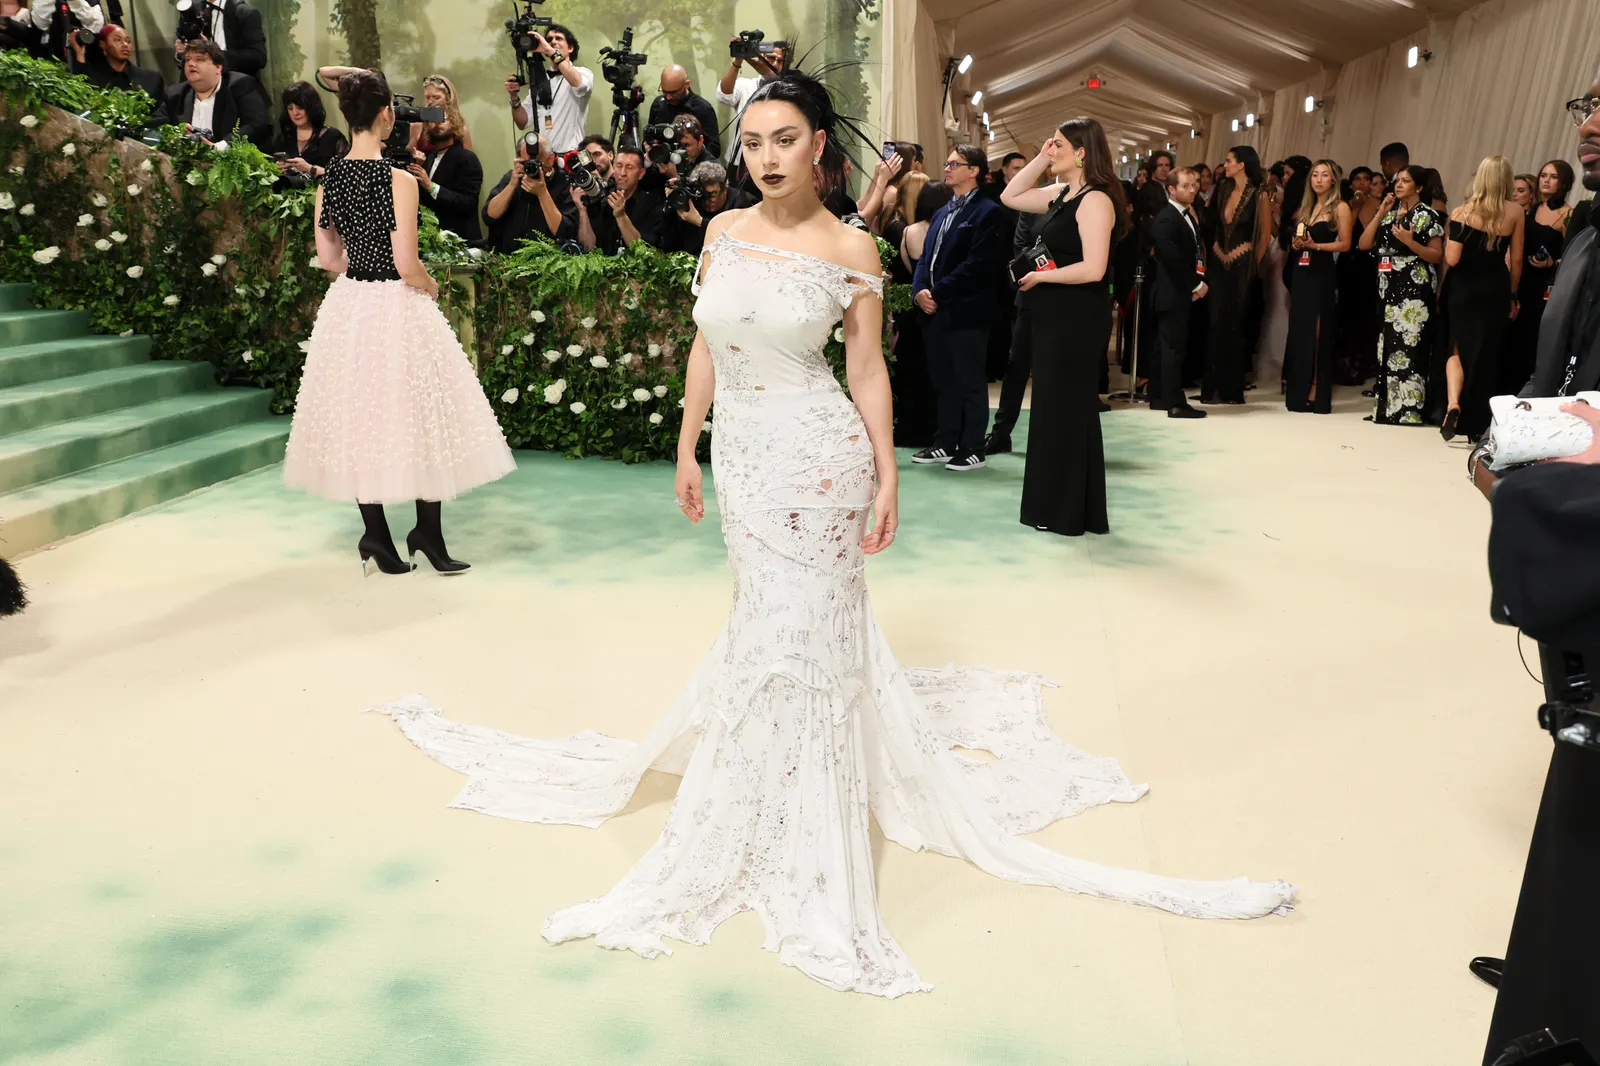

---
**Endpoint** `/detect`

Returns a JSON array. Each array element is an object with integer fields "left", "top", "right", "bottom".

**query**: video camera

[
  {"left": 730, "top": 29, "right": 778, "bottom": 62},
  {"left": 599, "top": 25, "right": 647, "bottom": 151},
  {"left": 174, "top": 0, "right": 221, "bottom": 43},
  {"left": 382, "top": 94, "right": 446, "bottom": 168},
  {"left": 504, "top": 0, "right": 553, "bottom": 89}
]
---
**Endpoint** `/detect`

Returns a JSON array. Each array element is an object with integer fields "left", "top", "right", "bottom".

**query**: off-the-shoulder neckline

[{"left": 710, "top": 232, "right": 884, "bottom": 286}]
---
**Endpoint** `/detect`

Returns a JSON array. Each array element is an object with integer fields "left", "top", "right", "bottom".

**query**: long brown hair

[
  {"left": 894, "top": 170, "right": 930, "bottom": 225},
  {"left": 1298, "top": 159, "right": 1343, "bottom": 226},
  {"left": 1058, "top": 117, "right": 1128, "bottom": 236}
]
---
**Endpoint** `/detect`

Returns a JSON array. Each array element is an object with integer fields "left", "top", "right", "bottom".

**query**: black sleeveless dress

[
  {"left": 1284, "top": 218, "right": 1338, "bottom": 413},
  {"left": 1021, "top": 184, "right": 1118, "bottom": 537},
  {"left": 1503, "top": 207, "right": 1568, "bottom": 394},
  {"left": 1204, "top": 181, "right": 1261, "bottom": 404},
  {"left": 1446, "top": 219, "right": 1513, "bottom": 439},
  {"left": 890, "top": 229, "right": 937, "bottom": 448}
]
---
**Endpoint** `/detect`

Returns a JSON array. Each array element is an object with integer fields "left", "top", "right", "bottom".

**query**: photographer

[
  {"left": 581, "top": 146, "right": 667, "bottom": 255},
  {"left": 172, "top": 0, "right": 266, "bottom": 89},
  {"left": 669, "top": 160, "right": 751, "bottom": 257},
  {"left": 407, "top": 74, "right": 482, "bottom": 241},
  {"left": 504, "top": 24, "right": 592, "bottom": 154},
  {"left": 716, "top": 33, "right": 787, "bottom": 166},
  {"left": 24, "top": 0, "right": 103, "bottom": 65},
  {"left": 648, "top": 64, "right": 720, "bottom": 160},
  {"left": 579, "top": 134, "right": 613, "bottom": 178},
  {"left": 164, "top": 39, "right": 269, "bottom": 147},
  {"left": 483, "top": 133, "right": 578, "bottom": 254},
  {"left": 83, "top": 24, "right": 167, "bottom": 124}
]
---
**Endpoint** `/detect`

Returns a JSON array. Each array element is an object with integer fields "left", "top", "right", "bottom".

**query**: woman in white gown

[{"left": 378, "top": 71, "right": 1296, "bottom": 997}]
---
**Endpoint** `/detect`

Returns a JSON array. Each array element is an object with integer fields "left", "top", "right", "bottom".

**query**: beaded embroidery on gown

[{"left": 376, "top": 231, "right": 1296, "bottom": 997}]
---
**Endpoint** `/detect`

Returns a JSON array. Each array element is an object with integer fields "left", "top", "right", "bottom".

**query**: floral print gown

[{"left": 1372, "top": 202, "right": 1443, "bottom": 425}]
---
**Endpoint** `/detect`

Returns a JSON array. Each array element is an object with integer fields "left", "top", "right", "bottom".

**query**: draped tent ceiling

[{"left": 930, "top": 0, "right": 1492, "bottom": 160}]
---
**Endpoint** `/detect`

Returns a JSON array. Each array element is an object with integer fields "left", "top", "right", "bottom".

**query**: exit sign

[{"left": 1086, "top": 77, "right": 1103, "bottom": 89}]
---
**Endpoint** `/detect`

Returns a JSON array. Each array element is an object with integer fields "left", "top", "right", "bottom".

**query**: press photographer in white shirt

[{"left": 504, "top": 24, "right": 592, "bottom": 154}]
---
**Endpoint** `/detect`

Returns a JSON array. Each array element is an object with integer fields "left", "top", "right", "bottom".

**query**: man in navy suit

[{"left": 911, "top": 143, "right": 1006, "bottom": 471}]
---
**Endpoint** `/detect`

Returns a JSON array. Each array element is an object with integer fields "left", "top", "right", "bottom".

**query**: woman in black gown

[
  {"left": 1335, "top": 166, "right": 1381, "bottom": 385},
  {"left": 1000, "top": 117, "right": 1127, "bottom": 536},
  {"left": 889, "top": 177, "right": 950, "bottom": 449},
  {"left": 1503, "top": 159, "right": 1575, "bottom": 394},
  {"left": 1442, "top": 155, "right": 1524, "bottom": 442},
  {"left": 1284, "top": 160, "right": 1353, "bottom": 413},
  {"left": 1203, "top": 147, "right": 1272, "bottom": 404}
]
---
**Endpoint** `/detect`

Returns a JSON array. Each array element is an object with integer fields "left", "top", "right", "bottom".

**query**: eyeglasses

[
  {"left": 943, "top": 160, "right": 976, "bottom": 170},
  {"left": 1566, "top": 94, "right": 1600, "bottom": 125}
]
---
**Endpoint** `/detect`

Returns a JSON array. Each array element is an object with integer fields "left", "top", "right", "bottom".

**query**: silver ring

[{"left": 885, "top": 531, "right": 897, "bottom": 537}]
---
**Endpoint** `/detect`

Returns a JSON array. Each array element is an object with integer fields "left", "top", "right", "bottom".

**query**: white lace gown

[{"left": 377, "top": 232, "right": 1296, "bottom": 997}]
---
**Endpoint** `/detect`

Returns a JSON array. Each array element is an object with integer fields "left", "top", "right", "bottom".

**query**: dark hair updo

[
  {"left": 745, "top": 67, "right": 859, "bottom": 202},
  {"left": 338, "top": 69, "right": 392, "bottom": 134}
]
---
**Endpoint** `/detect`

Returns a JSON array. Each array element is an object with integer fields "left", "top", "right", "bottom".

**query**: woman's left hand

[
  {"left": 1017, "top": 270, "right": 1045, "bottom": 291},
  {"left": 862, "top": 482, "right": 898, "bottom": 555},
  {"left": 1556, "top": 401, "right": 1600, "bottom": 465}
]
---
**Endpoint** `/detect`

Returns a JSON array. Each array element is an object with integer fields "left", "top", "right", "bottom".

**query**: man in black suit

[
  {"left": 581, "top": 147, "right": 670, "bottom": 254},
  {"left": 483, "top": 134, "right": 578, "bottom": 254},
  {"left": 164, "top": 40, "right": 269, "bottom": 146},
  {"left": 84, "top": 24, "right": 167, "bottom": 124},
  {"left": 985, "top": 182, "right": 1056, "bottom": 454},
  {"left": 173, "top": 0, "right": 265, "bottom": 87},
  {"left": 406, "top": 81, "right": 483, "bottom": 242},
  {"left": 910, "top": 143, "right": 1007, "bottom": 471},
  {"left": 1130, "top": 150, "right": 1173, "bottom": 388},
  {"left": 1148, "top": 167, "right": 1208, "bottom": 418},
  {"left": 648, "top": 65, "right": 721, "bottom": 161}
]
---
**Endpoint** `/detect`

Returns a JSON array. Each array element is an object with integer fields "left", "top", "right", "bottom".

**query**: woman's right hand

[
  {"left": 1380, "top": 194, "right": 1396, "bottom": 215},
  {"left": 674, "top": 457, "right": 705, "bottom": 524}
]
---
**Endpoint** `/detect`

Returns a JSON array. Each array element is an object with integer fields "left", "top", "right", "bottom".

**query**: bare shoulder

[
  {"left": 705, "top": 207, "right": 748, "bottom": 245},
  {"left": 833, "top": 222, "right": 884, "bottom": 277}
]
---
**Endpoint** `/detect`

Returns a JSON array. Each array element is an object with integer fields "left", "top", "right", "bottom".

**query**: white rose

[
  {"left": 241, "top": 349, "right": 254, "bottom": 363},
  {"left": 61, "top": 142, "right": 76, "bottom": 156},
  {"left": 200, "top": 262, "right": 217, "bottom": 276},
  {"left": 530, "top": 310, "right": 546, "bottom": 323},
  {"left": 125, "top": 266, "right": 143, "bottom": 279},
  {"left": 93, "top": 238, "right": 112, "bottom": 251},
  {"left": 521, "top": 333, "right": 536, "bottom": 346},
  {"left": 569, "top": 401, "right": 587, "bottom": 414},
  {"left": 31, "top": 246, "right": 61, "bottom": 264},
  {"left": 163, "top": 294, "right": 180, "bottom": 306},
  {"left": 140, "top": 159, "right": 154, "bottom": 173},
  {"left": 110, "top": 231, "right": 126, "bottom": 244},
  {"left": 647, "top": 343, "right": 661, "bottom": 358},
  {"left": 590, "top": 354, "right": 609, "bottom": 368},
  {"left": 833, "top": 327, "right": 845, "bottom": 343},
  {"left": 677, "top": 398, "right": 685, "bottom": 407},
  {"left": 210, "top": 254, "right": 227, "bottom": 266},
  {"left": 565, "top": 344, "right": 583, "bottom": 357},
  {"left": 543, "top": 350, "right": 560, "bottom": 364},
  {"left": 119, "top": 329, "right": 134, "bottom": 337},
  {"left": 6, "top": 166, "right": 19, "bottom": 176},
  {"left": 611, "top": 398, "right": 627, "bottom": 410},
  {"left": 186, "top": 171, "right": 204, "bottom": 186},
  {"left": 308, "top": 255, "right": 320, "bottom": 268},
  {"left": 501, "top": 388, "right": 520, "bottom": 404},
  {"left": 580, "top": 316, "right": 597, "bottom": 330},
  {"left": 19, "top": 203, "right": 34, "bottom": 216},
  {"left": 500, "top": 344, "right": 514, "bottom": 356},
  {"left": 297, "top": 340, "right": 311, "bottom": 353},
  {"left": 76, "top": 213, "right": 93, "bottom": 227},
  {"left": 649, "top": 412, "right": 664, "bottom": 425},
  {"left": 467, "top": 247, "right": 484, "bottom": 259},
  {"left": 618, "top": 352, "right": 635, "bottom": 366},
  {"left": 632, "top": 388, "right": 651, "bottom": 402},
  {"left": 235, "top": 286, "right": 249, "bottom": 298},
  {"left": 126, "top": 184, "right": 142, "bottom": 197},
  {"left": 543, "top": 382, "right": 566, "bottom": 404},
  {"left": 91, "top": 193, "right": 108, "bottom": 208},
  {"left": 653, "top": 385, "right": 668, "bottom": 398},
  {"left": 0, "top": 192, "right": 14, "bottom": 210},
  {"left": 20, "top": 114, "right": 39, "bottom": 128},
  {"left": 701, "top": 421, "right": 712, "bottom": 434}
]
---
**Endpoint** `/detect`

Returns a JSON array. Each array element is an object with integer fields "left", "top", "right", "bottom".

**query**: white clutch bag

[{"left": 1480, "top": 392, "right": 1599, "bottom": 471}]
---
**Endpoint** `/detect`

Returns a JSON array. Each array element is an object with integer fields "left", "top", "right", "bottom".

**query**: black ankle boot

[
  {"left": 358, "top": 503, "right": 412, "bottom": 576},
  {"left": 407, "top": 500, "right": 470, "bottom": 573}
]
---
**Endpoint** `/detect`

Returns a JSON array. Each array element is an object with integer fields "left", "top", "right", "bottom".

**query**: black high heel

[
  {"left": 407, "top": 500, "right": 470, "bottom": 573},
  {"left": 360, "top": 535, "right": 414, "bottom": 576},
  {"left": 1441, "top": 407, "right": 1461, "bottom": 441}
]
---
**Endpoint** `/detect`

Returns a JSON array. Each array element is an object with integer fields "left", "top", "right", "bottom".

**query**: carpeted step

[
  {"left": 0, "top": 335, "right": 153, "bottom": 389},
  {"left": 0, "top": 361, "right": 215, "bottom": 437},
  {"left": 0, "top": 389, "right": 273, "bottom": 494},
  {"left": 0, "top": 309, "right": 89, "bottom": 348},
  {"left": 0, "top": 284, "right": 35, "bottom": 313},
  {"left": 0, "top": 418, "right": 290, "bottom": 555}
]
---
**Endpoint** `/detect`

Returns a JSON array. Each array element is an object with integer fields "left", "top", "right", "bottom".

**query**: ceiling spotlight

[
  {"left": 1245, "top": 112, "right": 1255, "bottom": 128},
  {"left": 988, "top": 130, "right": 995, "bottom": 141},
  {"left": 981, "top": 111, "right": 989, "bottom": 127},
  {"left": 1189, "top": 128, "right": 1199, "bottom": 139},
  {"left": 1121, "top": 154, "right": 1128, "bottom": 163},
  {"left": 1305, "top": 95, "right": 1316, "bottom": 113},
  {"left": 971, "top": 90, "right": 982, "bottom": 106},
  {"left": 957, "top": 54, "right": 973, "bottom": 75},
  {"left": 1231, "top": 118, "right": 1240, "bottom": 132}
]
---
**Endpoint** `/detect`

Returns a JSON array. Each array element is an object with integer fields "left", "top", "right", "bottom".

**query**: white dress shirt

[
  {"left": 190, "top": 89, "right": 218, "bottom": 137},
  {"left": 716, "top": 75, "right": 764, "bottom": 166},
  {"left": 31, "top": 0, "right": 104, "bottom": 31},
  {"left": 518, "top": 64, "right": 594, "bottom": 154}
]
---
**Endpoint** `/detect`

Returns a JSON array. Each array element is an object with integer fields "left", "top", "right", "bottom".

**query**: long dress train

[{"left": 375, "top": 230, "right": 1296, "bottom": 997}]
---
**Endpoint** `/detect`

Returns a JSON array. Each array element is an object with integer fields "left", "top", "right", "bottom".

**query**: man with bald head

[{"left": 648, "top": 64, "right": 721, "bottom": 159}]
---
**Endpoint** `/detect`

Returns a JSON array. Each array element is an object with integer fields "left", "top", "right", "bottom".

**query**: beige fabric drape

[
  {"left": 1200, "top": 0, "right": 1600, "bottom": 200},
  {"left": 880, "top": 0, "right": 949, "bottom": 160}
]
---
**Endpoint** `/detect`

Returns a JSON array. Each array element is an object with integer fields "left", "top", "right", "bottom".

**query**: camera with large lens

[
  {"left": 666, "top": 171, "right": 715, "bottom": 213},
  {"left": 642, "top": 122, "right": 686, "bottom": 168},
  {"left": 504, "top": 0, "right": 553, "bottom": 88},
  {"left": 173, "top": 0, "right": 218, "bottom": 43},
  {"left": 600, "top": 25, "right": 648, "bottom": 115},
  {"left": 381, "top": 93, "right": 446, "bottom": 168},
  {"left": 555, "top": 147, "right": 609, "bottom": 203},
  {"left": 730, "top": 29, "right": 776, "bottom": 61}
]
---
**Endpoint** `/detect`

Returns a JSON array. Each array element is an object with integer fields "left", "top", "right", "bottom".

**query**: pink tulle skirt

[{"left": 284, "top": 276, "right": 515, "bottom": 503}]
